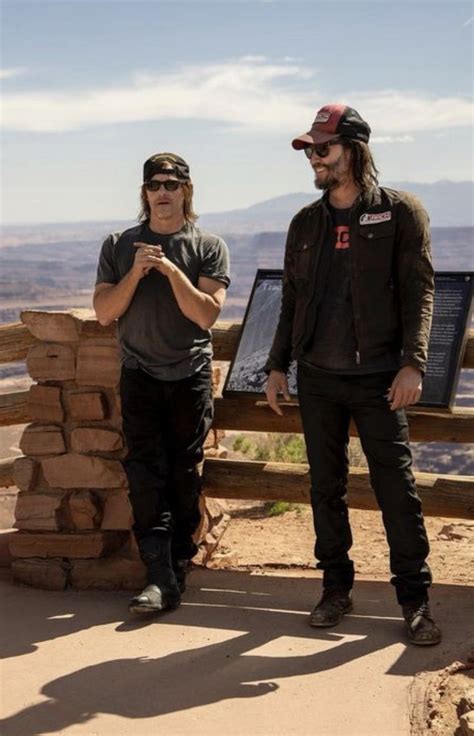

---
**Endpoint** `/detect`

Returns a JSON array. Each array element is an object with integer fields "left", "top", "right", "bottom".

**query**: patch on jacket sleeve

[{"left": 359, "top": 211, "right": 392, "bottom": 225}]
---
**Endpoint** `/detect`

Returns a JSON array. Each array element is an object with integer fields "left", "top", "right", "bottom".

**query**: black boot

[
  {"left": 173, "top": 559, "right": 190, "bottom": 594},
  {"left": 129, "top": 533, "right": 181, "bottom": 615}
]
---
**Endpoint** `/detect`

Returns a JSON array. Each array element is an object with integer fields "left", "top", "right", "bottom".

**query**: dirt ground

[{"left": 214, "top": 500, "right": 474, "bottom": 589}]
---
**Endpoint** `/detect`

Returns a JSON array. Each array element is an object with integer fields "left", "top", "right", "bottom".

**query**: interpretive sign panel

[
  {"left": 419, "top": 272, "right": 473, "bottom": 408},
  {"left": 224, "top": 269, "right": 473, "bottom": 409}
]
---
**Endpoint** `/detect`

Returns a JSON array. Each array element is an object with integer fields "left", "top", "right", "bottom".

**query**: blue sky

[{"left": 1, "top": 0, "right": 473, "bottom": 224}]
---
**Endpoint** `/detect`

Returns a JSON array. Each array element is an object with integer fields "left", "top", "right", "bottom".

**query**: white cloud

[
  {"left": 462, "top": 15, "right": 473, "bottom": 26},
  {"left": 2, "top": 58, "right": 473, "bottom": 137},
  {"left": 372, "top": 135, "right": 415, "bottom": 143},
  {"left": 0, "top": 67, "right": 29, "bottom": 80},
  {"left": 353, "top": 91, "right": 473, "bottom": 134}
]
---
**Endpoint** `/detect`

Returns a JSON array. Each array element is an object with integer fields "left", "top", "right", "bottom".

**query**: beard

[{"left": 313, "top": 155, "right": 347, "bottom": 191}]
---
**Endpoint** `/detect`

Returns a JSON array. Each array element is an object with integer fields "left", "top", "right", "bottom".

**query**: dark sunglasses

[
  {"left": 303, "top": 139, "right": 340, "bottom": 159},
  {"left": 145, "top": 180, "right": 182, "bottom": 192}
]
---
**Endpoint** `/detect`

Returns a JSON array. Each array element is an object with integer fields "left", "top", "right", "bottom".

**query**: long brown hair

[
  {"left": 341, "top": 137, "right": 379, "bottom": 191},
  {"left": 138, "top": 162, "right": 198, "bottom": 223}
]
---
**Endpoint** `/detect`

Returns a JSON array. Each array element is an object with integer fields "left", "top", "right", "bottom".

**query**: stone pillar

[{"left": 11, "top": 310, "right": 228, "bottom": 590}]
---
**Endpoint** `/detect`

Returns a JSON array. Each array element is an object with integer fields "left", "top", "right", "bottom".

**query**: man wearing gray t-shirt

[{"left": 94, "top": 153, "right": 230, "bottom": 614}]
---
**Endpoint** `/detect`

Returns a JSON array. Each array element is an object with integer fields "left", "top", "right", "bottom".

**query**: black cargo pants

[
  {"left": 120, "top": 363, "right": 213, "bottom": 562},
  {"left": 297, "top": 362, "right": 432, "bottom": 605}
]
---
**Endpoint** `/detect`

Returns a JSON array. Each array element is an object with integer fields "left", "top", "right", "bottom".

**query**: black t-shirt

[
  {"left": 301, "top": 203, "right": 400, "bottom": 374},
  {"left": 96, "top": 222, "right": 230, "bottom": 380}
]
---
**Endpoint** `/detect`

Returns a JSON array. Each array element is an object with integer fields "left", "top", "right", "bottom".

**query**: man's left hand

[
  {"left": 387, "top": 366, "right": 423, "bottom": 411},
  {"left": 133, "top": 242, "right": 177, "bottom": 278}
]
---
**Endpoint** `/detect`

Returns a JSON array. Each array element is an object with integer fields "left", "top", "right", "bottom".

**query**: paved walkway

[{"left": 1, "top": 568, "right": 473, "bottom": 736}]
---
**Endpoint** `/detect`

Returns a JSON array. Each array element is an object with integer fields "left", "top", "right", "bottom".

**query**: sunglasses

[
  {"left": 145, "top": 180, "right": 182, "bottom": 192},
  {"left": 303, "top": 139, "right": 341, "bottom": 159}
]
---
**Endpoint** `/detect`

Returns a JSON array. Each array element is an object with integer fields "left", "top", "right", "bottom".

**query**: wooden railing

[{"left": 0, "top": 317, "right": 473, "bottom": 519}]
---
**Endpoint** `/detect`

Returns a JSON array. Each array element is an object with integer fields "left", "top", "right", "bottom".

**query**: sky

[{"left": 1, "top": 0, "right": 473, "bottom": 225}]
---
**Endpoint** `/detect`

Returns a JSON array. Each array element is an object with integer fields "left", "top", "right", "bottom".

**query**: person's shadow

[{"left": 1, "top": 570, "right": 472, "bottom": 735}]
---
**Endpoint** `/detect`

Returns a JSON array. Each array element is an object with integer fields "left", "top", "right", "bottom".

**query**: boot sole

[
  {"left": 308, "top": 602, "right": 353, "bottom": 628},
  {"left": 128, "top": 599, "right": 181, "bottom": 615}
]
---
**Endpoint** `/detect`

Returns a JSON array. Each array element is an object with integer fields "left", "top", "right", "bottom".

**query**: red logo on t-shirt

[{"left": 335, "top": 225, "right": 350, "bottom": 250}]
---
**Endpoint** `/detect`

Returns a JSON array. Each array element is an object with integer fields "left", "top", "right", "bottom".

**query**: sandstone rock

[
  {"left": 14, "top": 493, "right": 62, "bottom": 531},
  {"left": 13, "top": 457, "right": 39, "bottom": 492},
  {"left": 21, "top": 310, "right": 82, "bottom": 342},
  {"left": 9, "top": 531, "right": 127, "bottom": 558},
  {"left": 212, "top": 365, "right": 222, "bottom": 394},
  {"left": 28, "top": 385, "right": 64, "bottom": 423},
  {"left": 460, "top": 691, "right": 474, "bottom": 715},
  {"left": 70, "top": 427, "right": 123, "bottom": 453},
  {"left": 80, "top": 317, "right": 117, "bottom": 338},
  {"left": 206, "top": 550, "right": 239, "bottom": 569},
  {"left": 20, "top": 425, "right": 66, "bottom": 456},
  {"left": 67, "top": 391, "right": 108, "bottom": 421},
  {"left": 460, "top": 711, "right": 474, "bottom": 735},
  {"left": 71, "top": 556, "right": 146, "bottom": 590},
  {"left": 42, "top": 453, "right": 127, "bottom": 489},
  {"left": 65, "top": 491, "right": 101, "bottom": 530},
  {"left": 204, "top": 445, "right": 228, "bottom": 459},
  {"left": 100, "top": 491, "right": 133, "bottom": 530},
  {"left": 76, "top": 344, "right": 120, "bottom": 387},
  {"left": 193, "top": 497, "right": 230, "bottom": 566},
  {"left": 27, "top": 343, "right": 76, "bottom": 382},
  {"left": 11, "top": 558, "right": 68, "bottom": 590}
]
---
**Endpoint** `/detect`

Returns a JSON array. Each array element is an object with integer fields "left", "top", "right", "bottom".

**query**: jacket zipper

[{"left": 349, "top": 200, "right": 362, "bottom": 366}]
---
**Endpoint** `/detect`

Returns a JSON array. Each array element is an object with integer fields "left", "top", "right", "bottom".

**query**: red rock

[
  {"left": 67, "top": 391, "right": 108, "bottom": 421},
  {"left": 20, "top": 425, "right": 66, "bottom": 456},
  {"left": 70, "top": 427, "right": 123, "bottom": 453},
  {"left": 42, "top": 453, "right": 127, "bottom": 489},
  {"left": 21, "top": 311, "right": 82, "bottom": 342},
  {"left": 99, "top": 491, "right": 133, "bottom": 530},
  {"left": 11, "top": 558, "right": 68, "bottom": 590},
  {"left": 14, "top": 493, "right": 61, "bottom": 531},
  {"left": 70, "top": 555, "right": 146, "bottom": 590},
  {"left": 27, "top": 344, "right": 76, "bottom": 382},
  {"left": 66, "top": 491, "right": 101, "bottom": 530},
  {"left": 28, "top": 385, "right": 64, "bottom": 423},
  {"left": 9, "top": 531, "right": 127, "bottom": 558},
  {"left": 76, "top": 344, "right": 120, "bottom": 387},
  {"left": 13, "top": 457, "right": 39, "bottom": 492}
]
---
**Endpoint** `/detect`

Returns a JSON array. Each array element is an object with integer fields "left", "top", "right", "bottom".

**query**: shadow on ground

[{"left": 1, "top": 569, "right": 473, "bottom": 735}]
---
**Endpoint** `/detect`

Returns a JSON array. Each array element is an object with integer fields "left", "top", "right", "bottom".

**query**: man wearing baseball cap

[
  {"left": 265, "top": 104, "right": 441, "bottom": 645},
  {"left": 94, "top": 153, "right": 230, "bottom": 614}
]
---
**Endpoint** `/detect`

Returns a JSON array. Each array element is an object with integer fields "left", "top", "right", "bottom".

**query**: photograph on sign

[
  {"left": 224, "top": 270, "right": 297, "bottom": 398},
  {"left": 224, "top": 269, "right": 473, "bottom": 409}
]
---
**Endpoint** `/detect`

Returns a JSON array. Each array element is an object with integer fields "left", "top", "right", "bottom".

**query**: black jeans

[
  {"left": 120, "top": 364, "right": 213, "bottom": 561},
  {"left": 297, "top": 362, "right": 432, "bottom": 605}
]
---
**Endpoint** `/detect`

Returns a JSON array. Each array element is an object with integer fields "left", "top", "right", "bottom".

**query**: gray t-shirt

[{"left": 95, "top": 221, "right": 230, "bottom": 380}]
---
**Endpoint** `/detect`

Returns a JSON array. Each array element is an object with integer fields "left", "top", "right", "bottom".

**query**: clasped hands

[{"left": 132, "top": 242, "right": 176, "bottom": 279}]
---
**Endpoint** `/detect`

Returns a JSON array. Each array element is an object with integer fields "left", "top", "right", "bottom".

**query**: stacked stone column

[{"left": 10, "top": 309, "right": 228, "bottom": 590}]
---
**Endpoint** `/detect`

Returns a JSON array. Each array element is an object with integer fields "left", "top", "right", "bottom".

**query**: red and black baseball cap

[
  {"left": 292, "top": 103, "right": 371, "bottom": 149},
  {"left": 143, "top": 152, "right": 191, "bottom": 182}
]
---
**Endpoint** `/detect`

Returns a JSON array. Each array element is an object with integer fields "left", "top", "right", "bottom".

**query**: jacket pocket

[{"left": 292, "top": 242, "right": 317, "bottom": 280}]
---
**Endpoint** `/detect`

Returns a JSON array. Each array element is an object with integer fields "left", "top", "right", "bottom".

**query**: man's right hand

[
  {"left": 131, "top": 242, "right": 163, "bottom": 279},
  {"left": 265, "top": 370, "right": 290, "bottom": 416}
]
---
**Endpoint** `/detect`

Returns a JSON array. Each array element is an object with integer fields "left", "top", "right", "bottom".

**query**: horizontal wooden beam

[
  {"left": 1, "top": 319, "right": 473, "bottom": 369},
  {"left": 0, "top": 458, "right": 15, "bottom": 489},
  {"left": 0, "top": 388, "right": 472, "bottom": 442},
  {"left": 0, "top": 392, "right": 30, "bottom": 427},
  {"left": 0, "top": 323, "right": 37, "bottom": 364},
  {"left": 203, "top": 457, "right": 474, "bottom": 519},
  {"left": 213, "top": 397, "right": 474, "bottom": 443}
]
